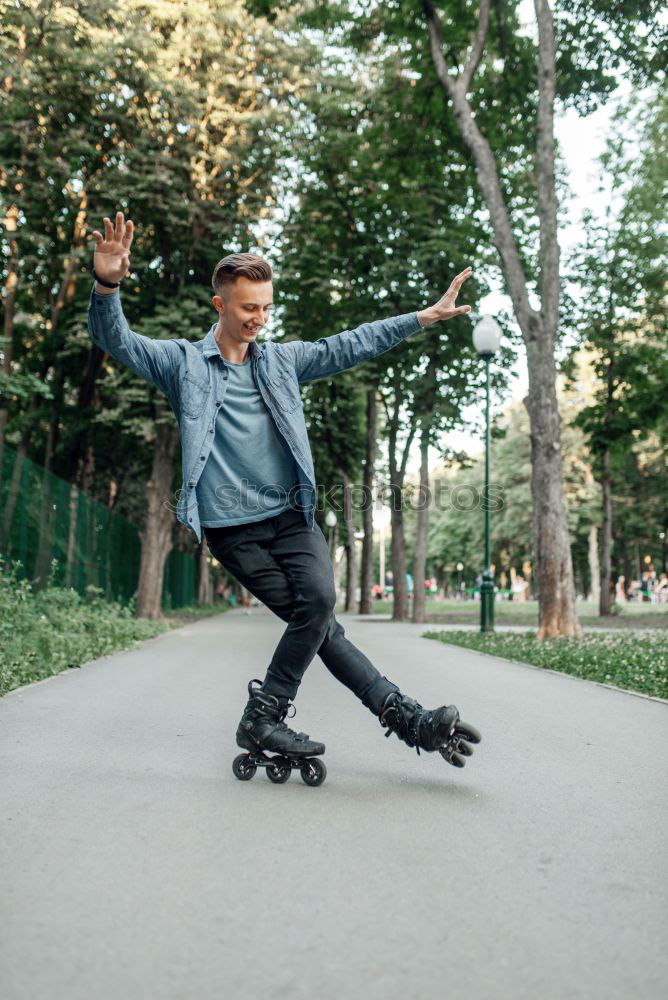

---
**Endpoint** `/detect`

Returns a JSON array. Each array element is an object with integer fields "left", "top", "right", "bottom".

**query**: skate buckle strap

[
  {"left": 380, "top": 696, "right": 422, "bottom": 756},
  {"left": 272, "top": 700, "right": 310, "bottom": 743},
  {"left": 408, "top": 703, "right": 425, "bottom": 754}
]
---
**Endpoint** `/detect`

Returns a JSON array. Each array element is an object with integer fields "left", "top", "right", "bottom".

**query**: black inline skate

[
  {"left": 232, "top": 678, "right": 327, "bottom": 787},
  {"left": 379, "top": 691, "right": 481, "bottom": 767}
]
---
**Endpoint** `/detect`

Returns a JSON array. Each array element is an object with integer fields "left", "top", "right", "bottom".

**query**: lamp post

[
  {"left": 473, "top": 315, "right": 502, "bottom": 633},
  {"left": 456, "top": 561, "right": 464, "bottom": 599}
]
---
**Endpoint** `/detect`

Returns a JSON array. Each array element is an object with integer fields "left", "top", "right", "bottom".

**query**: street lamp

[
  {"left": 473, "top": 315, "right": 502, "bottom": 633},
  {"left": 456, "top": 561, "right": 464, "bottom": 599},
  {"left": 325, "top": 509, "right": 337, "bottom": 558}
]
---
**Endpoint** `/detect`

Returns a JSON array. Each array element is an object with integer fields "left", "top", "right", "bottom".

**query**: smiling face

[{"left": 212, "top": 276, "right": 273, "bottom": 360}]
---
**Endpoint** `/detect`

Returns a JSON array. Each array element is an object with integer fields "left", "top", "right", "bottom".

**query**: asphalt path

[{"left": 2, "top": 607, "right": 666, "bottom": 1000}]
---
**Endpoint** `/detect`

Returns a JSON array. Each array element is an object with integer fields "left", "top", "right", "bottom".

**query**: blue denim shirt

[{"left": 87, "top": 285, "right": 423, "bottom": 543}]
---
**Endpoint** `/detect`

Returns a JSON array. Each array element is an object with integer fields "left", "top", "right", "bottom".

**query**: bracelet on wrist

[{"left": 92, "top": 267, "right": 121, "bottom": 289}]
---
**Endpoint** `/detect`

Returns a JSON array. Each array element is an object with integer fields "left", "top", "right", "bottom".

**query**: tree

[
  {"left": 287, "top": 0, "right": 664, "bottom": 634},
  {"left": 417, "top": 0, "right": 578, "bottom": 635},
  {"left": 567, "top": 94, "right": 667, "bottom": 613},
  {"left": 0, "top": 0, "right": 307, "bottom": 610}
]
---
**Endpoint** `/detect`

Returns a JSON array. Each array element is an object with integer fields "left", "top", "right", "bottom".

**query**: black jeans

[{"left": 203, "top": 507, "right": 398, "bottom": 715}]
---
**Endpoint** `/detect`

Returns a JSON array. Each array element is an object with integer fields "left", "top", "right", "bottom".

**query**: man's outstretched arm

[
  {"left": 291, "top": 267, "right": 473, "bottom": 384},
  {"left": 87, "top": 212, "right": 180, "bottom": 397}
]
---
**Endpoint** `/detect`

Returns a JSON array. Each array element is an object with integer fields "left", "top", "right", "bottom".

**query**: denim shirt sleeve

[
  {"left": 289, "top": 312, "right": 423, "bottom": 384},
  {"left": 87, "top": 285, "right": 181, "bottom": 398}
]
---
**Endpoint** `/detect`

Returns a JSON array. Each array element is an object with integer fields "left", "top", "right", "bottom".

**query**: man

[{"left": 89, "top": 211, "right": 481, "bottom": 781}]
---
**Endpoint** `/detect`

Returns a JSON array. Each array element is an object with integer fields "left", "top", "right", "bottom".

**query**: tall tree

[
  {"left": 567, "top": 94, "right": 667, "bottom": 613},
  {"left": 358, "top": 387, "right": 377, "bottom": 614},
  {"left": 417, "top": 0, "right": 578, "bottom": 635}
]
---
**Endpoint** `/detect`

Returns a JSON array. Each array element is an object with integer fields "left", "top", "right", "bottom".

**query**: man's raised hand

[
  {"left": 91, "top": 211, "right": 134, "bottom": 286},
  {"left": 417, "top": 267, "right": 473, "bottom": 328}
]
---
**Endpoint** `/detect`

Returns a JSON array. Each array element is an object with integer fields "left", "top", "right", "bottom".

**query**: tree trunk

[
  {"left": 77, "top": 445, "right": 98, "bottom": 593},
  {"left": 523, "top": 348, "right": 580, "bottom": 636},
  {"left": 32, "top": 362, "right": 67, "bottom": 589},
  {"left": 64, "top": 342, "right": 107, "bottom": 482},
  {"left": 411, "top": 350, "right": 437, "bottom": 624},
  {"left": 599, "top": 446, "right": 613, "bottom": 615},
  {"left": 64, "top": 476, "right": 80, "bottom": 590},
  {"left": 622, "top": 545, "right": 631, "bottom": 598},
  {"left": 344, "top": 545, "right": 356, "bottom": 612},
  {"left": 341, "top": 470, "right": 357, "bottom": 612},
  {"left": 390, "top": 503, "right": 408, "bottom": 621},
  {"left": 588, "top": 523, "right": 600, "bottom": 605},
  {"left": 412, "top": 428, "right": 430, "bottom": 623},
  {"left": 0, "top": 204, "right": 19, "bottom": 464},
  {"left": 358, "top": 388, "right": 377, "bottom": 614},
  {"left": 421, "top": 0, "right": 581, "bottom": 638},
  {"left": 0, "top": 358, "right": 56, "bottom": 549},
  {"left": 385, "top": 403, "right": 416, "bottom": 622},
  {"left": 197, "top": 536, "right": 213, "bottom": 604},
  {"left": 0, "top": 439, "right": 27, "bottom": 551},
  {"left": 31, "top": 473, "right": 56, "bottom": 591},
  {"left": 136, "top": 417, "right": 180, "bottom": 619}
]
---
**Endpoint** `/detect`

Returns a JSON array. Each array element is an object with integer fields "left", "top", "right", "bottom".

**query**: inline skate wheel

[
  {"left": 455, "top": 721, "right": 481, "bottom": 744},
  {"left": 300, "top": 758, "right": 327, "bottom": 787},
  {"left": 266, "top": 759, "right": 291, "bottom": 783},
  {"left": 233, "top": 753, "right": 257, "bottom": 781},
  {"left": 439, "top": 746, "right": 466, "bottom": 768}
]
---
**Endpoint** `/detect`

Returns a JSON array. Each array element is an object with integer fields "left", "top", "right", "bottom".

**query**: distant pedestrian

[{"left": 655, "top": 573, "right": 668, "bottom": 604}]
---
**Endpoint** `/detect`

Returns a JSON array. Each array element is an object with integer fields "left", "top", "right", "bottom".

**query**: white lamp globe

[
  {"left": 325, "top": 510, "right": 337, "bottom": 527},
  {"left": 472, "top": 315, "right": 502, "bottom": 357}
]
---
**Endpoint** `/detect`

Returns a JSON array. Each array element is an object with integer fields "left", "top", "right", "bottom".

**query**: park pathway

[{"left": 1, "top": 608, "right": 666, "bottom": 1000}]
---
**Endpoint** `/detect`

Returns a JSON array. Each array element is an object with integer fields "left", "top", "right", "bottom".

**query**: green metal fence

[{"left": 0, "top": 444, "right": 197, "bottom": 609}]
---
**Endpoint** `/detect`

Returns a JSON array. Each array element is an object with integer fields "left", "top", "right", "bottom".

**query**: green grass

[
  {"left": 361, "top": 598, "right": 668, "bottom": 631},
  {"left": 0, "top": 556, "right": 229, "bottom": 697},
  {"left": 423, "top": 629, "right": 668, "bottom": 700}
]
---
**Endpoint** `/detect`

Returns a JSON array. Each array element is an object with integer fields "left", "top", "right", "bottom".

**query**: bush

[{"left": 0, "top": 555, "right": 169, "bottom": 695}]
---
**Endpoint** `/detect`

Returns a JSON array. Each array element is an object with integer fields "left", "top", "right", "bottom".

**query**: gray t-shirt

[{"left": 197, "top": 357, "right": 298, "bottom": 526}]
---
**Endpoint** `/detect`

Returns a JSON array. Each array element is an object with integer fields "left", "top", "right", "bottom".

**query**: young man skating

[{"left": 89, "top": 211, "right": 481, "bottom": 785}]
